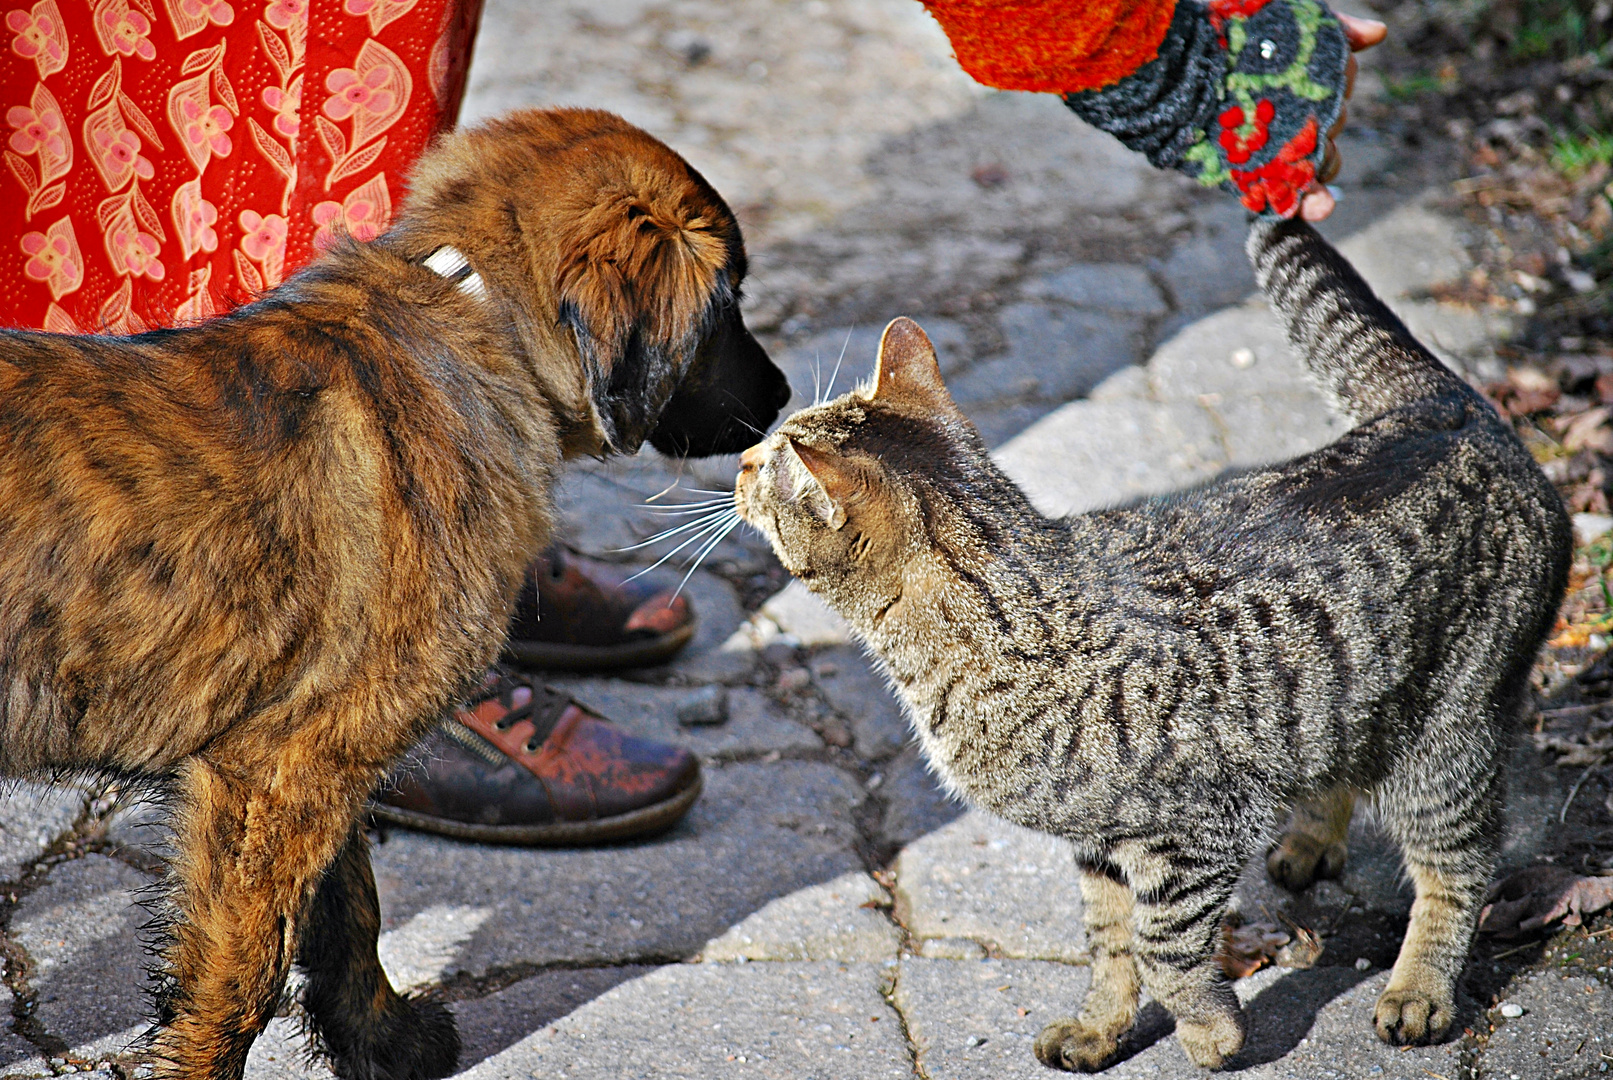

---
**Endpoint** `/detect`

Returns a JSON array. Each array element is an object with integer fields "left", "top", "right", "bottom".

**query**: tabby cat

[{"left": 734, "top": 218, "right": 1570, "bottom": 1070}]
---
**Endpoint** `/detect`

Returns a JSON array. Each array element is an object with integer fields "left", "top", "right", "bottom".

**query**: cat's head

[{"left": 735, "top": 317, "right": 992, "bottom": 628}]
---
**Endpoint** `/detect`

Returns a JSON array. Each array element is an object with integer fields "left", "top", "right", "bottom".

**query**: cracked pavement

[{"left": 0, "top": 1, "right": 1607, "bottom": 1078}]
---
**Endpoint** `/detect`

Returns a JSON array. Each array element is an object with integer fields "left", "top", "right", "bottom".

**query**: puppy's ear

[{"left": 557, "top": 184, "right": 730, "bottom": 454}]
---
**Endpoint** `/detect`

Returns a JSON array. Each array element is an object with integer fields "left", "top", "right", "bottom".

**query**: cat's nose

[{"left": 739, "top": 445, "right": 765, "bottom": 472}]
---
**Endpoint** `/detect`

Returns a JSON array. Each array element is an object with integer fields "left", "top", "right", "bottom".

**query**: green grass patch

[
  {"left": 1383, "top": 73, "right": 1446, "bottom": 100},
  {"left": 1505, "top": 0, "right": 1613, "bottom": 60},
  {"left": 1552, "top": 132, "right": 1613, "bottom": 176}
]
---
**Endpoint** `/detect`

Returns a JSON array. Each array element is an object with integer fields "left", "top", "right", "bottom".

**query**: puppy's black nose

[{"left": 773, "top": 371, "right": 792, "bottom": 409}]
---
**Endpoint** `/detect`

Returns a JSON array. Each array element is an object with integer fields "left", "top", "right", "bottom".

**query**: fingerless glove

[{"left": 1065, "top": 0, "right": 1349, "bottom": 218}]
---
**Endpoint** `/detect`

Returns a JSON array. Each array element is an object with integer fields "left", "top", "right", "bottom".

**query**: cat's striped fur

[{"left": 735, "top": 218, "right": 1571, "bottom": 1070}]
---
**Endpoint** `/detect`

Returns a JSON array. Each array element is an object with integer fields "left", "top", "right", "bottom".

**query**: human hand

[{"left": 1299, "top": 12, "right": 1388, "bottom": 222}]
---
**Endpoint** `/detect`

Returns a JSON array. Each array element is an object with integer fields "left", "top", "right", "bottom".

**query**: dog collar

[{"left": 421, "top": 245, "right": 489, "bottom": 301}]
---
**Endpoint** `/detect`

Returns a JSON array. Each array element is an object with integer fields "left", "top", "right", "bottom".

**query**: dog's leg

[
  {"left": 298, "top": 827, "right": 460, "bottom": 1080},
  {"left": 151, "top": 744, "right": 373, "bottom": 1080}
]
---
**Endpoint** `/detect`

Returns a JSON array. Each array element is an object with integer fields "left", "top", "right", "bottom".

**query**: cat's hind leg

[
  {"left": 1267, "top": 785, "right": 1356, "bottom": 892},
  {"left": 1035, "top": 861, "right": 1140, "bottom": 1071},
  {"left": 1372, "top": 738, "right": 1503, "bottom": 1045}
]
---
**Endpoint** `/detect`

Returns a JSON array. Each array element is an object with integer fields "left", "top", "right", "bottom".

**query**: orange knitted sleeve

[{"left": 919, "top": 0, "right": 1178, "bottom": 94}]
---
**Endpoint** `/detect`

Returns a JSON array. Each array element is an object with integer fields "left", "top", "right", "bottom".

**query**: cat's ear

[
  {"left": 785, "top": 437, "right": 857, "bottom": 530},
  {"left": 873, "top": 317, "right": 958, "bottom": 415}
]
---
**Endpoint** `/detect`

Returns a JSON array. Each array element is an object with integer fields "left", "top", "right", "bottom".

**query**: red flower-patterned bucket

[{"left": 1, "top": 0, "right": 481, "bottom": 332}]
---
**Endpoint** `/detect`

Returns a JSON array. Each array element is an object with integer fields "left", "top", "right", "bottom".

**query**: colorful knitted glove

[{"left": 1065, "top": 0, "right": 1349, "bottom": 218}]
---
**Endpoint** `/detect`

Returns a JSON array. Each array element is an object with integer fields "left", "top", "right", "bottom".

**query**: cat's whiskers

[
  {"left": 614, "top": 507, "right": 737, "bottom": 553},
  {"left": 822, "top": 326, "right": 852, "bottom": 403},
  {"left": 641, "top": 497, "right": 736, "bottom": 515},
  {"left": 622, "top": 506, "right": 741, "bottom": 583},
  {"left": 672, "top": 512, "right": 744, "bottom": 599}
]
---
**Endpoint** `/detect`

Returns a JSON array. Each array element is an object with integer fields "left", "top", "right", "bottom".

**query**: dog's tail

[{"left": 1248, "top": 218, "right": 1468, "bottom": 423}]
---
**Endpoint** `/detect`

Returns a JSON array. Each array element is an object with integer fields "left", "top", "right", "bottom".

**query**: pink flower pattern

[
  {"left": 262, "top": 0, "right": 303, "bottom": 30},
  {"left": 238, "top": 209, "right": 286, "bottom": 262},
  {"left": 0, "top": 0, "right": 468, "bottom": 325},
  {"left": 6, "top": 3, "right": 66, "bottom": 71},
  {"left": 6, "top": 103, "right": 65, "bottom": 159},
  {"left": 92, "top": 127, "right": 155, "bottom": 181},
  {"left": 177, "top": 0, "right": 232, "bottom": 27},
  {"left": 21, "top": 228, "right": 78, "bottom": 288},
  {"left": 114, "top": 228, "right": 164, "bottom": 280},
  {"left": 262, "top": 75, "right": 300, "bottom": 139},
  {"left": 323, "top": 66, "right": 394, "bottom": 122},
  {"left": 184, "top": 197, "right": 218, "bottom": 254},
  {"left": 98, "top": 4, "right": 154, "bottom": 59},
  {"left": 312, "top": 185, "right": 386, "bottom": 250},
  {"left": 179, "top": 98, "right": 233, "bottom": 159}
]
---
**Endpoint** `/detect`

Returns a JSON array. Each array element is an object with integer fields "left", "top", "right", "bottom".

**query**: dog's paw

[
  {"left": 1373, "top": 988, "right": 1452, "bottom": 1046},
  {"left": 319, "top": 994, "right": 461, "bottom": 1080},
  {"left": 1266, "top": 833, "right": 1347, "bottom": 893},
  {"left": 1175, "top": 1009, "right": 1246, "bottom": 1070},
  {"left": 1034, "top": 1017, "right": 1119, "bottom": 1072}
]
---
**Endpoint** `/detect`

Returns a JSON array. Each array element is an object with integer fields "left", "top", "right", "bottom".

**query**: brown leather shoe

[
  {"left": 501, "top": 545, "right": 695, "bottom": 671},
  {"left": 371, "top": 668, "right": 701, "bottom": 845}
]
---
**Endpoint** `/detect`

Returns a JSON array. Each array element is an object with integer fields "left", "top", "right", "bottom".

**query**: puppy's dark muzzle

[{"left": 649, "top": 315, "right": 791, "bottom": 458}]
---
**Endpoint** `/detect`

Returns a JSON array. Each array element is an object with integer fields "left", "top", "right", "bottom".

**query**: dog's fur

[{"left": 0, "top": 108, "right": 789, "bottom": 1079}]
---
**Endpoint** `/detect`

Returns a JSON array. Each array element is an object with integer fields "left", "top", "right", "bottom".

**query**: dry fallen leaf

[
  {"left": 1220, "top": 918, "right": 1291, "bottom": 978},
  {"left": 1478, "top": 865, "right": 1613, "bottom": 937},
  {"left": 1274, "top": 925, "right": 1325, "bottom": 970}
]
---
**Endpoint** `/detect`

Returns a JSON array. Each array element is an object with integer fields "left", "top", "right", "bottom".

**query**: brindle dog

[{"left": 0, "top": 108, "right": 789, "bottom": 1080}]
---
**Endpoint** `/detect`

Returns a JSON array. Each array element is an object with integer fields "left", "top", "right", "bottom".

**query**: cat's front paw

[
  {"left": 1266, "top": 833, "right": 1347, "bottom": 892},
  {"left": 1175, "top": 1009, "right": 1246, "bottom": 1070},
  {"left": 1373, "top": 988, "right": 1453, "bottom": 1046},
  {"left": 1034, "top": 1018, "right": 1119, "bottom": 1072}
]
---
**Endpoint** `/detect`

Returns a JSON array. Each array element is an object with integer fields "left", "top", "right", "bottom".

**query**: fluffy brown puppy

[{"left": 0, "top": 108, "right": 789, "bottom": 1080}]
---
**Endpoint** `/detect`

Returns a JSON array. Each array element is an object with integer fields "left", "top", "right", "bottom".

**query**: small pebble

[
  {"left": 1230, "top": 347, "right": 1256, "bottom": 369},
  {"left": 776, "top": 667, "right": 812, "bottom": 694},
  {"left": 1499, "top": 1002, "right": 1524, "bottom": 1018},
  {"left": 1355, "top": 957, "right": 1371, "bottom": 971},
  {"left": 967, "top": 1035, "right": 987, "bottom": 1047},
  {"left": 675, "top": 685, "right": 728, "bottom": 726}
]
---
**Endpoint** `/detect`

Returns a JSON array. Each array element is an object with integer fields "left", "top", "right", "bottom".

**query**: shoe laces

[{"left": 467, "top": 666, "right": 575, "bottom": 753}]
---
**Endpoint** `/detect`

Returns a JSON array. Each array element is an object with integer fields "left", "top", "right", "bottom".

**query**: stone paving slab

[
  {"left": 892, "top": 957, "right": 1091, "bottom": 1078},
  {"left": 893, "top": 959, "right": 1475, "bottom": 1080},
  {"left": 0, "top": 783, "right": 86, "bottom": 884},
  {"left": 700, "top": 871, "right": 899, "bottom": 963},
  {"left": 995, "top": 396, "right": 1228, "bottom": 517},
  {"left": 242, "top": 1018, "right": 336, "bottom": 1080},
  {"left": 809, "top": 648, "right": 910, "bottom": 762},
  {"left": 369, "top": 762, "right": 865, "bottom": 976},
  {"left": 876, "top": 748, "right": 966, "bottom": 853},
  {"left": 0, "top": 982, "right": 43, "bottom": 1076},
  {"left": 547, "top": 681, "right": 820, "bottom": 759},
  {"left": 449, "top": 966, "right": 657, "bottom": 1072},
  {"left": 893, "top": 811, "right": 1086, "bottom": 963},
  {"left": 1482, "top": 973, "right": 1611, "bottom": 1080},
  {"left": 949, "top": 306, "right": 1142, "bottom": 412},
  {"left": 455, "top": 961, "right": 911, "bottom": 1080},
  {"left": 11, "top": 855, "right": 154, "bottom": 1056},
  {"left": 1020, "top": 264, "right": 1167, "bottom": 317}
]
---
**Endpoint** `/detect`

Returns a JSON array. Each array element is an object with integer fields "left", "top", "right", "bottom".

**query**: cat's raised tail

[{"left": 1248, "top": 217, "right": 1468, "bottom": 424}]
